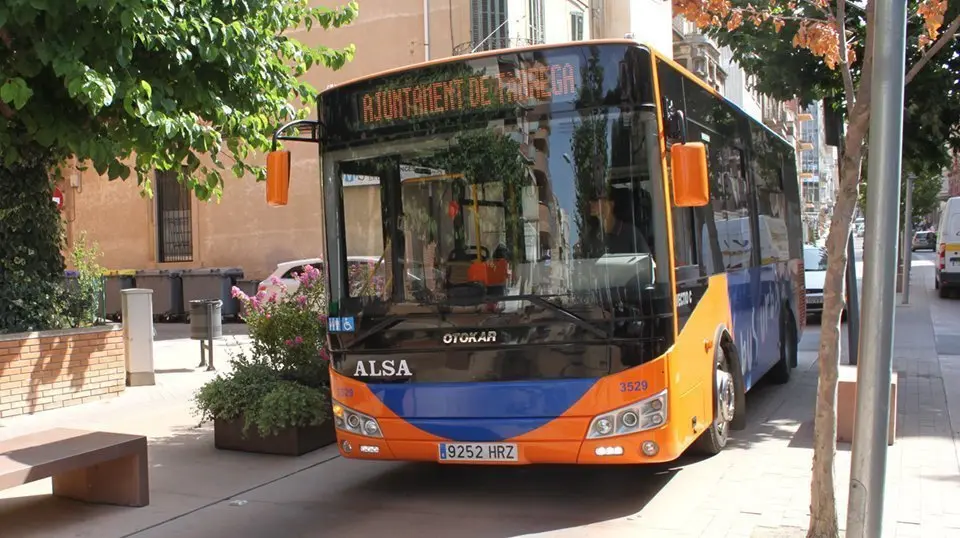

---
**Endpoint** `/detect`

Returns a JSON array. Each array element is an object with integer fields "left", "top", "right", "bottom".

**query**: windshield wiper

[{"left": 484, "top": 294, "right": 612, "bottom": 339}]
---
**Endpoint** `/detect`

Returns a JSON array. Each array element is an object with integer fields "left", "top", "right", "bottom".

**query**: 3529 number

[{"left": 619, "top": 380, "right": 648, "bottom": 392}]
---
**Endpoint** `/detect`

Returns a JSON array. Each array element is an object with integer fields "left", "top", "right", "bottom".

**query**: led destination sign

[{"left": 359, "top": 61, "right": 580, "bottom": 129}]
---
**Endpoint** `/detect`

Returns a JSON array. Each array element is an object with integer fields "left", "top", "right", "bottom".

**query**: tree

[
  {"left": 672, "top": 1, "right": 960, "bottom": 536},
  {"left": 857, "top": 170, "right": 944, "bottom": 230},
  {"left": 0, "top": 1, "right": 358, "bottom": 332}
]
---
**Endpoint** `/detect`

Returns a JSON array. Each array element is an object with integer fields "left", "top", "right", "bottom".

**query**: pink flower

[
  {"left": 230, "top": 286, "right": 246, "bottom": 299},
  {"left": 295, "top": 335, "right": 304, "bottom": 345},
  {"left": 285, "top": 339, "right": 294, "bottom": 347},
  {"left": 317, "top": 314, "right": 328, "bottom": 324},
  {"left": 270, "top": 275, "right": 282, "bottom": 285},
  {"left": 296, "top": 295, "right": 307, "bottom": 307},
  {"left": 319, "top": 348, "right": 330, "bottom": 361}
]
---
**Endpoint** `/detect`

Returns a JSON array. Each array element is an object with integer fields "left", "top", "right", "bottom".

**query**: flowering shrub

[
  {"left": 234, "top": 264, "right": 329, "bottom": 385},
  {"left": 193, "top": 263, "right": 331, "bottom": 438}
]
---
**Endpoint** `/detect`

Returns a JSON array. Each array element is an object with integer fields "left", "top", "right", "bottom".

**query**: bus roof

[{"left": 320, "top": 38, "right": 648, "bottom": 95}]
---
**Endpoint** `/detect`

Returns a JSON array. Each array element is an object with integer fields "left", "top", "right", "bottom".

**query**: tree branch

[
  {"left": 836, "top": 0, "right": 857, "bottom": 114},
  {"left": 852, "top": 0, "right": 875, "bottom": 112},
  {"left": 905, "top": 14, "right": 960, "bottom": 85}
]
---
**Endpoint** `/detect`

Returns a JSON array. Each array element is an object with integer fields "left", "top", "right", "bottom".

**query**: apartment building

[{"left": 794, "top": 102, "right": 838, "bottom": 241}]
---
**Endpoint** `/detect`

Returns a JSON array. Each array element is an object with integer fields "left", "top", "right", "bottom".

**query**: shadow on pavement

[
  {"left": 723, "top": 361, "right": 821, "bottom": 452},
  {"left": 0, "top": 423, "right": 682, "bottom": 538},
  {"left": 0, "top": 425, "right": 339, "bottom": 538}
]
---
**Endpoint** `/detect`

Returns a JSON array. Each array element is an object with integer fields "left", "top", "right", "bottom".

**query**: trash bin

[
  {"left": 103, "top": 269, "right": 136, "bottom": 320},
  {"left": 135, "top": 269, "right": 184, "bottom": 321},
  {"left": 181, "top": 267, "right": 245, "bottom": 321},
  {"left": 190, "top": 299, "right": 223, "bottom": 371},
  {"left": 190, "top": 299, "right": 223, "bottom": 340}
]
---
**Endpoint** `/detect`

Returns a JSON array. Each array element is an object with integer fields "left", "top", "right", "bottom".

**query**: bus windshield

[
  {"left": 333, "top": 109, "right": 667, "bottom": 304},
  {"left": 320, "top": 43, "right": 673, "bottom": 341}
]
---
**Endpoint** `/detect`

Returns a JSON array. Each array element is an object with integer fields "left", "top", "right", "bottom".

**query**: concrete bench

[
  {"left": 0, "top": 428, "right": 149, "bottom": 507},
  {"left": 837, "top": 365, "right": 898, "bottom": 446}
]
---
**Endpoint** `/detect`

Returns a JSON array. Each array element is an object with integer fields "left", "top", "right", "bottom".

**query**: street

[{"left": 0, "top": 250, "right": 958, "bottom": 537}]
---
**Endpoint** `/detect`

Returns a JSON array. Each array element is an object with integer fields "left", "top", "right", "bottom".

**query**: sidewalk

[{"left": 0, "top": 263, "right": 957, "bottom": 538}]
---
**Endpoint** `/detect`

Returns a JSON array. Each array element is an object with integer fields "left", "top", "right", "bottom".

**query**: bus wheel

[
  {"left": 694, "top": 346, "right": 734, "bottom": 455},
  {"left": 769, "top": 311, "right": 796, "bottom": 384}
]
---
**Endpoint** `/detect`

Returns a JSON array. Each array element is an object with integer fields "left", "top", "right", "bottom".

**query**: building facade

[{"left": 794, "top": 101, "right": 837, "bottom": 241}]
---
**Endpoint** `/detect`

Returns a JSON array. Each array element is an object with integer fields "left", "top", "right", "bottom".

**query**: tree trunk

[
  {"left": 807, "top": 109, "right": 868, "bottom": 538},
  {"left": 0, "top": 157, "right": 66, "bottom": 333}
]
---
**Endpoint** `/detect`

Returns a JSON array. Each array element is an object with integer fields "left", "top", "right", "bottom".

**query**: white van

[{"left": 935, "top": 196, "right": 960, "bottom": 297}]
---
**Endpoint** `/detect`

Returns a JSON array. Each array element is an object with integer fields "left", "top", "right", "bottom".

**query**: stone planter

[{"left": 214, "top": 414, "right": 337, "bottom": 456}]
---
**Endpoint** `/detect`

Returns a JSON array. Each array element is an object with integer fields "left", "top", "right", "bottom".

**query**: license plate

[
  {"left": 808, "top": 296, "right": 823, "bottom": 304},
  {"left": 438, "top": 442, "right": 518, "bottom": 462}
]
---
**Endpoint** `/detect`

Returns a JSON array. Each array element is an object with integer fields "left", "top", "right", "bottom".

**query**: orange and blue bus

[{"left": 265, "top": 39, "right": 804, "bottom": 464}]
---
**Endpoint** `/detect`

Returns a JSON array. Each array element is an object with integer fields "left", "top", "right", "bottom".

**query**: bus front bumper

[{"left": 332, "top": 423, "right": 683, "bottom": 465}]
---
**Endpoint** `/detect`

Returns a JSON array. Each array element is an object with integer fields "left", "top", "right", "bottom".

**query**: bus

[{"left": 264, "top": 39, "right": 804, "bottom": 464}]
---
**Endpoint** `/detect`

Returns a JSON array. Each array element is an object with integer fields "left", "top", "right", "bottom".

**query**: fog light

[
  {"left": 595, "top": 446, "right": 624, "bottom": 456},
  {"left": 360, "top": 445, "right": 380, "bottom": 454},
  {"left": 620, "top": 411, "right": 639, "bottom": 428},
  {"left": 341, "top": 440, "right": 353, "bottom": 453},
  {"left": 641, "top": 440, "right": 659, "bottom": 457},
  {"left": 362, "top": 419, "right": 380, "bottom": 436}
]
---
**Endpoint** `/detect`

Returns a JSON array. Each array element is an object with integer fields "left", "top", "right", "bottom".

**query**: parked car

[
  {"left": 803, "top": 246, "right": 827, "bottom": 317},
  {"left": 259, "top": 258, "right": 324, "bottom": 297},
  {"left": 935, "top": 195, "right": 960, "bottom": 298},
  {"left": 911, "top": 230, "right": 937, "bottom": 251},
  {"left": 802, "top": 245, "right": 849, "bottom": 320}
]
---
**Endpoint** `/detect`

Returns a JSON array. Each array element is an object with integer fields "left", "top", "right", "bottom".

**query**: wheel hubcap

[{"left": 716, "top": 369, "right": 736, "bottom": 424}]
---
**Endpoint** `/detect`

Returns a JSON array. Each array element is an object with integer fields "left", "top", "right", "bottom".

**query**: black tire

[
  {"left": 693, "top": 345, "right": 736, "bottom": 456},
  {"left": 769, "top": 311, "right": 797, "bottom": 384},
  {"left": 940, "top": 285, "right": 950, "bottom": 299},
  {"left": 935, "top": 277, "right": 940, "bottom": 289}
]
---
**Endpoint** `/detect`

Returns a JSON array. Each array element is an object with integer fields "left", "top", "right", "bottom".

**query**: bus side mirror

[
  {"left": 266, "top": 150, "right": 291, "bottom": 207},
  {"left": 671, "top": 142, "right": 709, "bottom": 207}
]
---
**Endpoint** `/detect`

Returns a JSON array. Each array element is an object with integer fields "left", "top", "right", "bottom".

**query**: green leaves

[
  {"left": 0, "top": 78, "right": 33, "bottom": 110},
  {"left": 1, "top": 0, "right": 359, "bottom": 201}
]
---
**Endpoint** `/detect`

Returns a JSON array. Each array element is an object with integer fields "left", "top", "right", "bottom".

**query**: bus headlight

[
  {"left": 332, "top": 400, "right": 383, "bottom": 438},
  {"left": 586, "top": 390, "right": 668, "bottom": 439}
]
